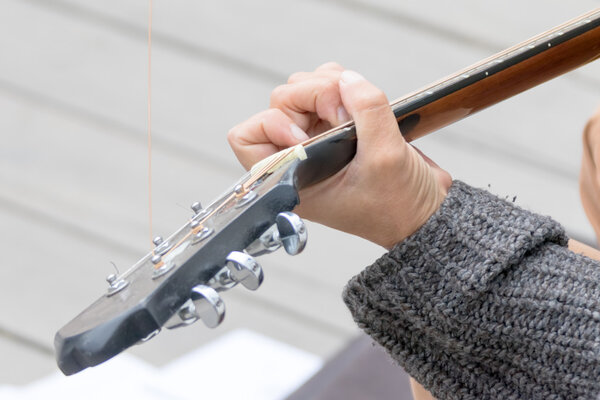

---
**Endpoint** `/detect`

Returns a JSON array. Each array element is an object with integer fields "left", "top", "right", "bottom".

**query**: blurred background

[{"left": 1, "top": 0, "right": 599, "bottom": 398}]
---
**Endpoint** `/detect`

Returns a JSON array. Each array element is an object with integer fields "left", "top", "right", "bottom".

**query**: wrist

[{"left": 379, "top": 181, "right": 449, "bottom": 250}]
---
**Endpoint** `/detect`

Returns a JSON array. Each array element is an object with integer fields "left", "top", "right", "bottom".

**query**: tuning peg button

[
  {"left": 190, "top": 285, "right": 225, "bottom": 328},
  {"left": 164, "top": 285, "right": 225, "bottom": 330},
  {"left": 191, "top": 201, "right": 203, "bottom": 214},
  {"left": 244, "top": 212, "right": 308, "bottom": 257},
  {"left": 235, "top": 190, "right": 257, "bottom": 208},
  {"left": 244, "top": 225, "right": 281, "bottom": 257},
  {"left": 105, "top": 273, "right": 129, "bottom": 296},
  {"left": 276, "top": 212, "right": 307, "bottom": 255},
  {"left": 226, "top": 251, "right": 263, "bottom": 290},
  {"left": 152, "top": 235, "right": 173, "bottom": 255}
]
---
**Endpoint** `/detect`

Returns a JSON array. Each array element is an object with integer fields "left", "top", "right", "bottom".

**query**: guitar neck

[{"left": 295, "top": 9, "right": 600, "bottom": 190}]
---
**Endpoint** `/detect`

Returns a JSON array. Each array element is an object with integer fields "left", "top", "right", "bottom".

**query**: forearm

[
  {"left": 409, "top": 238, "right": 600, "bottom": 400},
  {"left": 344, "top": 181, "right": 600, "bottom": 399},
  {"left": 411, "top": 378, "right": 437, "bottom": 400}
]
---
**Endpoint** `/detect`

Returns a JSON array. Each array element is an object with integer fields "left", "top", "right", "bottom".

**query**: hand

[
  {"left": 228, "top": 63, "right": 452, "bottom": 249},
  {"left": 580, "top": 105, "right": 600, "bottom": 243}
]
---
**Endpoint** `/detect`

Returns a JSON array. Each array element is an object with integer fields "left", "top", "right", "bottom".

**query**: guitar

[{"left": 55, "top": 8, "right": 600, "bottom": 375}]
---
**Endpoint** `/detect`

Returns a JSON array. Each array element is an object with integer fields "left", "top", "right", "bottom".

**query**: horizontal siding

[{"left": 1, "top": 0, "right": 598, "bottom": 386}]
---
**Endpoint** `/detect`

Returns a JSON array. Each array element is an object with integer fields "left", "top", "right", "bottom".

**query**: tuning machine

[
  {"left": 245, "top": 212, "right": 307, "bottom": 257},
  {"left": 223, "top": 251, "right": 263, "bottom": 290},
  {"left": 165, "top": 284, "right": 225, "bottom": 330},
  {"left": 152, "top": 236, "right": 173, "bottom": 255},
  {"left": 276, "top": 212, "right": 307, "bottom": 255},
  {"left": 105, "top": 273, "right": 129, "bottom": 296}
]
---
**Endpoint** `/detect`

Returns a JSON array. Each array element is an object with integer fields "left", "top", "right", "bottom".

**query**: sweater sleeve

[{"left": 343, "top": 181, "right": 600, "bottom": 400}]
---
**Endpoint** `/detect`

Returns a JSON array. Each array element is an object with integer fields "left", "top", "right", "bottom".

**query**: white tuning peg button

[
  {"left": 226, "top": 251, "right": 264, "bottom": 290},
  {"left": 276, "top": 212, "right": 307, "bottom": 255},
  {"left": 190, "top": 285, "right": 225, "bottom": 328}
]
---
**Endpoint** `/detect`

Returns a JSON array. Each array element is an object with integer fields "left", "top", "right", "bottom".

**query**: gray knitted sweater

[{"left": 343, "top": 181, "right": 600, "bottom": 400}]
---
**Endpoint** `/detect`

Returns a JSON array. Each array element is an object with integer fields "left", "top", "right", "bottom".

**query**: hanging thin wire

[{"left": 147, "top": 0, "right": 154, "bottom": 251}]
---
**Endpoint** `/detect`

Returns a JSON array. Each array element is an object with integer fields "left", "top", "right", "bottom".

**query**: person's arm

[
  {"left": 410, "top": 378, "right": 437, "bottom": 400},
  {"left": 569, "top": 239, "right": 600, "bottom": 259},
  {"left": 229, "top": 63, "right": 452, "bottom": 398},
  {"left": 227, "top": 65, "right": 600, "bottom": 399},
  {"left": 343, "top": 180, "right": 600, "bottom": 399},
  {"left": 408, "top": 238, "right": 600, "bottom": 400}
]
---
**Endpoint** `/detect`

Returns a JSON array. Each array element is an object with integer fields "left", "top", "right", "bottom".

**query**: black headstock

[
  {"left": 55, "top": 155, "right": 309, "bottom": 375},
  {"left": 55, "top": 6, "right": 600, "bottom": 375}
]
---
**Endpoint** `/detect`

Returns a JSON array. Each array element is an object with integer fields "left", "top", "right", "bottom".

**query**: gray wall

[{"left": 1, "top": 0, "right": 599, "bottom": 388}]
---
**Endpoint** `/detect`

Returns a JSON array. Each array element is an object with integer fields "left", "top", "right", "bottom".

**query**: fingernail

[
  {"left": 290, "top": 123, "right": 309, "bottom": 141},
  {"left": 337, "top": 105, "right": 350, "bottom": 123},
  {"left": 340, "top": 70, "right": 365, "bottom": 84}
]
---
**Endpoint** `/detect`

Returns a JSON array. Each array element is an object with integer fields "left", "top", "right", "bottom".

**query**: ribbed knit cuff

[{"left": 343, "top": 181, "right": 600, "bottom": 399}]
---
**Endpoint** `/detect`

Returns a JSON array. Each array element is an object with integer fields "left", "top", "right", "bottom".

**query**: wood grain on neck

[
  {"left": 296, "top": 9, "right": 600, "bottom": 190},
  {"left": 396, "top": 11, "right": 600, "bottom": 141}
]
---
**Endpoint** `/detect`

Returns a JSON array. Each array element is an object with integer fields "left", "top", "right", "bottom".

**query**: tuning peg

[
  {"left": 191, "top": 201, "right": 203, "bottom": 214},
  {"left": 190, "top": 285, "right": 225, "bottom": 328},
  {"left": 226, "top": 251, "right": 263, "bottom": 290},
  {"left": 164, "top": 285, "right": 225, "bottom": 330},
  {"left": 152, "top": 235, "right": 172, "bottom": 255},
  {"left": 244, "top": 225, "right": 281, "bottom": 257},
  {"left": 105, "top": 273, "right": 129, "bottom": 296},
  {"left": 190, "top": 202, "right": 209, "bottom": 229},
  {"left": 276, "top": 212, "right": 307, "bottom": 255},
  {"left": 244, "top": 212, "right": 308, "bottom": 257}
]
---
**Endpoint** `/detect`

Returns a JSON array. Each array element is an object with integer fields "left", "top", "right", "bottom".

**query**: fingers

[
  {"left": 229, "top": 63, "right": 348, "bottom": 170},
  {"left": 273, "top": 62, "right": 351, "bottom": 130},
  {"left": 231, "top": 66, "right": 404, "bottom": 172},
  {"left": 227, "top": 108, "right": 309, "bottom": 170},
  {"left": 315, "top": 61, "right": 345, "bottom": 73},
  {"left": 338, "top": 70, "right": 405, "bottom": 155},
  {"left": 271, "top": 77, "right": 349, "bottom": 129},
  {"left": 287, "top": 62, "right": 345, "bottom": 83}
]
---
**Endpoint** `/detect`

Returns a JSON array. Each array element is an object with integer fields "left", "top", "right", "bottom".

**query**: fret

[
  {"left": 390, "top": 9, "right": 600, "bottom": 123},
  {"left": 296, "top": 8, "right": 600, "bottom": 190}
]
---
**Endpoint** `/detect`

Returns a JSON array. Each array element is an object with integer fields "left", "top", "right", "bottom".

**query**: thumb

[{"left": 338, "top": 70, "right": 405, "bottom": 152}]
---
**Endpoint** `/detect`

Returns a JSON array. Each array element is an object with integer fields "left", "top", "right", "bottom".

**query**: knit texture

[{"left": 343, "top": 181, "right": 600, "bottom": 400}]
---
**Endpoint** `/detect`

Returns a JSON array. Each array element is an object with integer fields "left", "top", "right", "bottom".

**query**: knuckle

[
  {"left": 313, "top": 80, "right": 341, "bottom": 118},
  {"left": 322, "top": 79, "right": 339, "bottom": 96},
  {"left": 287, "top": 71, "right": 306, "bottom": 84},
  {"left": 269, "top": 84, "right": 288, "bottom": 106},
  {"left": 263, "top": 108, "right": 282, "bottom": 121},
  {"left": 354, "top": 90, "right": 389, "bottom": 113},
  {"left": 370, "top": 148, "right": 404, "bottom": 170},
  {"left": 316, "top": 61, "right": 344, "bottom": 71},
  {"left": 227, "top": 124, "right": 240, "bottom": 144}
]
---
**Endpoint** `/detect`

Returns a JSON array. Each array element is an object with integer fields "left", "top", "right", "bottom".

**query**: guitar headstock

[{"left": 55, "top": 154, "right": 308, "bottom": 375}]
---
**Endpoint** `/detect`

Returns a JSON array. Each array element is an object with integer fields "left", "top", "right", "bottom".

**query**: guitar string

[
  {"left": 142, "top": 8, "right": 600, "bottom": 274},
  {"left": 139, "top": 0, "right": 297, "bottom": 271},
  {"left": 231, "top": 8, "right": 600, "bottom": 239},
  {"left": 383, "top": 8, "right": 600, "bottom": 114},
  {"left": 299, "top": 7, "right": 600, "bottom": 148},
  {"left": 148, "top": 0, "right": 154, "bottom": 252},
  {"left": 152, "top": 151, "right": 293, "bottom": 269}
]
